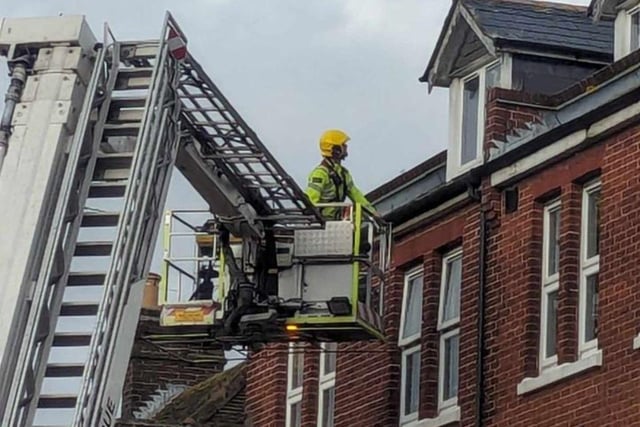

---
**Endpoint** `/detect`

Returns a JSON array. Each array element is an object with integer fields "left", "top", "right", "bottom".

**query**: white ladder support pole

[{"left": 0, "top": 17, "right": 97, "bottom": 417}]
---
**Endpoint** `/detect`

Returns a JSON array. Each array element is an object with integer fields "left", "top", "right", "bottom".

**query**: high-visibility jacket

[{"left": 305, "top": 159, "right": 373, "bottom": 219}]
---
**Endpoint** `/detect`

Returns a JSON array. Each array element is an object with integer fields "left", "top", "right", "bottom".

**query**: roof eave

[
  {"left": 493, "top": 38, "right": 613, "bottom": 64},
  {"left": 420, "top": 0, "right": 463, "bottom": 89},
  {"left": 388, "top": 85, "right": 640, "bottom": 225},
  {"left": 384, "top": 174, "right": 472, "bottom": 226},
  {"left": 395, "top": 52, "right": 640, "bottom": 224},
  {"left": 588, "top": 0, "right": 621, "bottom": 20}
]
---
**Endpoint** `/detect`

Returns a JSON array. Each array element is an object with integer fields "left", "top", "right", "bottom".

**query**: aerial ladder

[{"left": 0, "top": 12, "right": 392, "bottom": 427}]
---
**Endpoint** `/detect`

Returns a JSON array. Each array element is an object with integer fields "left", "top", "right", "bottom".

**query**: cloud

[{"left": 0, "top": 0, "right": 593, "bottom": 202}]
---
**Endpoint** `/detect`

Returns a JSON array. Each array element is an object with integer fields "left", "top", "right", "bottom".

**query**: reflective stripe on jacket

[{"left": 304, "top": 159, "right": 372, "bottom": 219}]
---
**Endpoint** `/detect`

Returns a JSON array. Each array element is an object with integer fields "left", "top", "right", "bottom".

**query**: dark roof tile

[
  {"left": 367, "top": 151, "right": 446, "bottom": 202},
  {"left": 463, "top": 0, "right": 613, "bottom": 57}
]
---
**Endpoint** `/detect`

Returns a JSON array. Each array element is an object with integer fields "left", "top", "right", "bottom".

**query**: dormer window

[
  {"left": 447, "top": 58, "right": 508, "bottom": 179},
  {"left": 613, "top": 2, "right": 640, "bottom": 59},
  {"left": 423, "top": 0, "right": 612, "bottom": 181},
  {"left": 459, "top": 61, "right": 502, "bottom": 168},
  {"left": 629, "top": 6, "right": 640, "bottom": 51}
]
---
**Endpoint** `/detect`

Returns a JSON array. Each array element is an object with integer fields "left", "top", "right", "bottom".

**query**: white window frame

[
  {"left": 447, "top": 55, "right": 512, "bottom": 181},
  {"left": 614, "top": 2, "right": 640, "bottom": 60},
  {"left": 286, "top": 343, "right": 304, "bottom": 427},
  {"left": 437, "top": 249, "right": 462, "bottom": 412},
  {"left": 400, "top": 345, "right": 421, "bottom": 426},
  {"left": 579, "top": 180, "right": 601, "bottom": 358},
  {"left": 630, "top": 6, "right": 640, "bottom": 52},
  {"left": 540, "top": 200, "right": 561, "bottom": 372},
  {"left": 437, "top": 249, "right": 463, "bottom": 330},
  {"left": 399, "top": 266, "right": 423, "bottom": 426},
  {"left": 398, "top": 267, "right": 424, "bottom": 347},
  {"left": 317, "top": 343, "right": 337, "bottom": 427},
  {"left": 437, "top": 328, "right": 460, "bottom": 411}
]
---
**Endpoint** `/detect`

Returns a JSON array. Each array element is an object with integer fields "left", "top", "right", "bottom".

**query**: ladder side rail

[
  {"left": 178, "top": 84, "right": 286, "bottom": 215},
  {"left": 178, "top": 57, "right": 323, "bottom": 223},
  {"left": 89, "top": 53, "right": 181, "bottom": 426},
  {"left": 197, "top": 93, "right": 307, "bottom": 216},
  {"left": 74, "top": 19, "right": 173, "bottom": 425},
  {"left": 2, "top": 43, "right": 110, "bottom": 427},
  {"left": 73, "top": 37, "right": 169, "bottom": 422},
  {"left": 25, "top": 46, "right": 116, "bottom": 427},
  {"left": 138, "top": 75, "right": 182, "bottom": 274},
  {"left": 180, "top": 94, "right": 308, "bottom": 225},
  {"left": 180, "top": 113, "right": 272, "bottom": 217}
]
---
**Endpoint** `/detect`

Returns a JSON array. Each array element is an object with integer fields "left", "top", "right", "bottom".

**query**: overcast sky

[{"left": 0, "top": 0, "right": 591, "bottom": 272}]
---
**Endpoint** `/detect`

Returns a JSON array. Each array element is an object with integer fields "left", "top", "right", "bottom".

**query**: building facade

[{"left": 246, "top": 0, "right": 640, "bottom": 426}]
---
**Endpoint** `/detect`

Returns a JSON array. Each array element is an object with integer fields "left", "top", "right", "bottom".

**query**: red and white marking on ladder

[{"left": 167, "top": 26, "right": 187, "bottom": 61}]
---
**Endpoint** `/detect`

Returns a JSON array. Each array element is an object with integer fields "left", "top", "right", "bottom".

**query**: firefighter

[{"left": 304, "top": 129, "right": 378, "bottom": 221}]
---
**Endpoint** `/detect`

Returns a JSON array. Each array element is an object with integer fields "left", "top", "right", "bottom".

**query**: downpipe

[
  {"left": 0, "top": 57, "right": 30, "bottom": 176},
  {"left": 476, "top": 205, "right": 487, "bottom": 427},
  {"left": 468, "top": 182, "right": 487, "bottom": 427}
]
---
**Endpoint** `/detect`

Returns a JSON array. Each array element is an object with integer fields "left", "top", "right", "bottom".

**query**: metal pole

[{"left": 0, "top": 58, "right": 29, "bottom": 176}]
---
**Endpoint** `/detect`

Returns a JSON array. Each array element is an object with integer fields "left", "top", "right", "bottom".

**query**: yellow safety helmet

[{"left": 319, "top": 129, "right": 350, "bottom": 158}]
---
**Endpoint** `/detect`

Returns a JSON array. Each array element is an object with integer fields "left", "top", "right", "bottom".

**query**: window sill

[
  {"left": 447, "top": 157, "right": 483, "bottom": 182},
  {"left": 517, "top": 349, "right": 602, "bottom": 396},
  {"left": 633, "top": 334, "right": 640, "bottom": 350},
  {"left": 411, "top": 405, "right": 461, "bottom": 427}
]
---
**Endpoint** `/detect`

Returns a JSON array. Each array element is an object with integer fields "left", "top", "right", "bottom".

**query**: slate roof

[
  {"left": 464, "top": 0, "right": 613, "bottom": 57},
  {"left": 152, "top": 362, "right": 247, "bottom": 427},
  {"left": 116, "top": 362, "right": 247, "bottom": 427},
  {"left": 366, "top": 151, "right": 446, "bottom": 202},
  {"left": 422, "top": 0, "right": 614, "bottom": 86}
]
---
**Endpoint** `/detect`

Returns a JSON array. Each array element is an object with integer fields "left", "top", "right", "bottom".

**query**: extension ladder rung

[
  {"left": 88, "top": 181, "right": 128, "bottom": 198},
  {"left": 110, "top": 96, "right": 147, "bottom": 109},
  {"left": 67, "top": 272, "right": 106, "bottom": 287},
  {"left": 95, "top": 153, "right": 133, "bottom": 173},
  {"left": 45, "top": 363, "right": 84, "bottom": 378},
  {"left": 74, "top": 241, "right": 113, "bottom": 257},
  {"left": 114, "top": 67, "right": 152, "bottom": 90},
  {"left": 52, "top": 332, "right": 93, "bottom": 347},
  {"left": 59, "top": 302, "right": 99, "bottom": 317},
  {"left": 38, "top": 395, "right": 77, "bottom": 409},
  {"left": 120, "top": 42, "right": 158, "bottom": 60},
  {"left": 107, "top": 107, "right": 145, "bottom": 124},
  {"left": 103, "top": 123, "right": 141, "bottom": 137},
  {"left": 203, "top": 153, "right": 265, "bottom": 160},
  {"left": 81, "top": 211, "right": 120, "bottom": 227}
]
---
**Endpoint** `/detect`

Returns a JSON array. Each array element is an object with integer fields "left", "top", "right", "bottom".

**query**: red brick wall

[
  {"left": 245, "top": 343, "right": 289, "bottom": 427},
  {"left": 244, "top": 203, "right": 479, "bottom": 427},
  {"left": 121, "top": 309, "right": 225, "bottom": 421},
  {"left": 394, "top": 203, "right": 482, "bottom": 426},
  {"left": 481, "top": 125, "right": 640, "bottom": 427},
  {"left": 244, "top": 97, "right": 640, "bottom": 427},
  {"left": 484, "top": 88, "right": 546, "bottom": 158}
]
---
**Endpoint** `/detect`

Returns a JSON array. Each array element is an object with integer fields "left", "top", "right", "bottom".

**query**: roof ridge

[{"left": 465, "top": 0, "right": 588, "bottom": 13}]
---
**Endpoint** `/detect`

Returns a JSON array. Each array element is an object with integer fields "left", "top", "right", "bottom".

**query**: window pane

[
  {"left": 443, "top": 255, "right": 462, "bottom": 323},
  {"left": 486, "top": 63, "right": 501, "bottom": 89},
  {"left": 587, "top": 189, "right": 600, "bottom": 259},
  {"left": 545, "top": 291, "right": 558, "bottom": 358},
  {"left": 402, "top": 275, "right": 422, "bottom": 339},
  {"left": 511, "top": 54, "right": 601, "bottom": 95},
  {"left": 290, "top": 401, "right": 301, "bottom": 427},
  {"left": 547, "top": 208, "right": 560, "bottom": 276},
  {"left": 633, "top": 12, "right": 640, "bottom": 52},
  {"left": 291, "top": 349, "right": 304, "bottom": 389},
  {"left": 443, "top": 334, "right": 459, "bottom": 401},
  {"left": 322, "top": 387, "right": 335, "bottom": 427},
  {"left": 461, "top": 76, "right": 479, "bottom": 164},
  {"left": 585, "top": 274, "right": 599, "bottom": 342},
  {"left": 323, "top": 343, "right": 337, "bottom": 375},
  {"left": 403, "top": 351, "right": 420, "bottom": 415}
]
